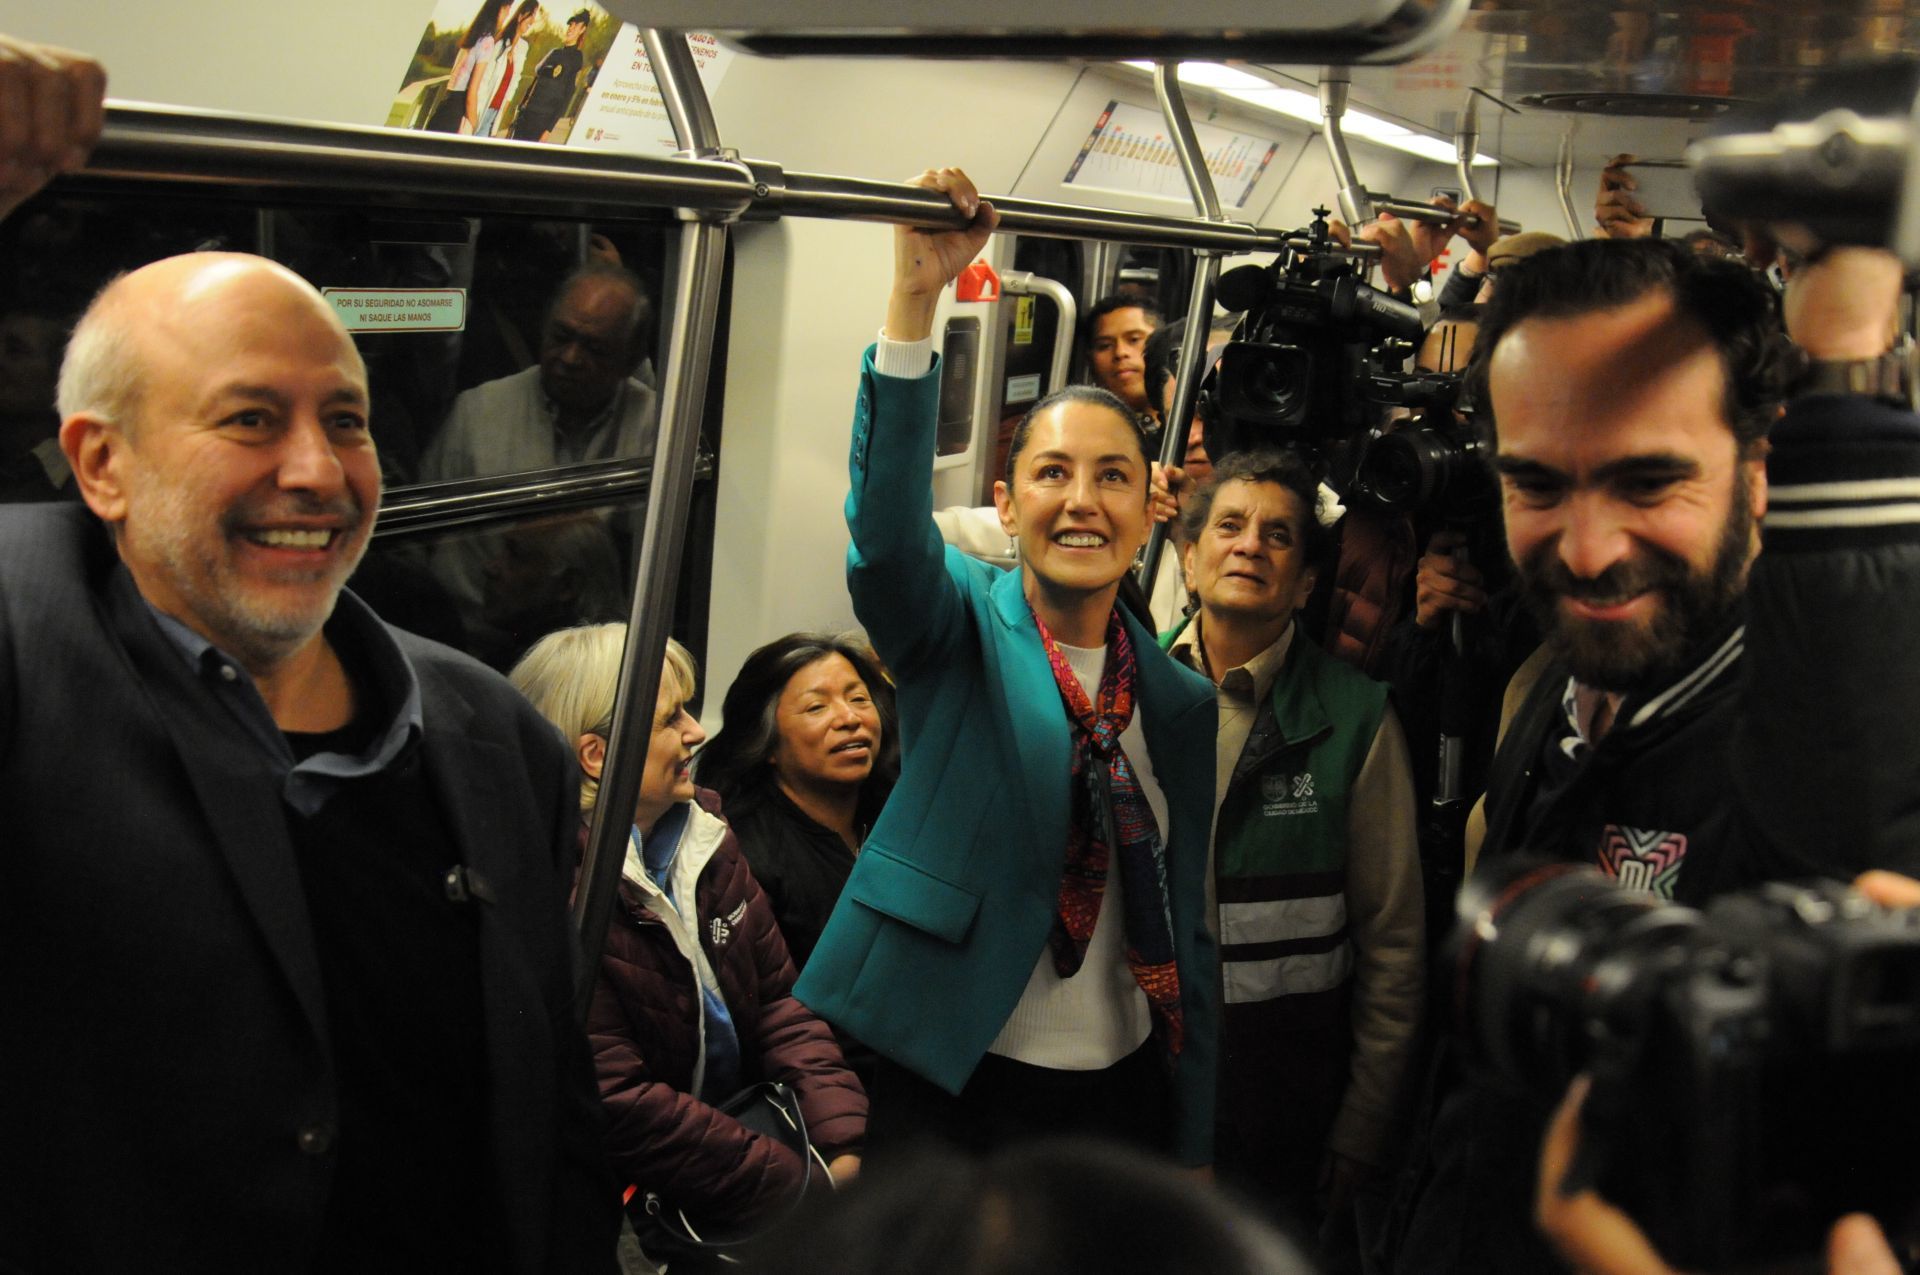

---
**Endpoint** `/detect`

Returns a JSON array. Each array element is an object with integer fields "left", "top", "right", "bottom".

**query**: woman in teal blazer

[{"left": 793, "top": 169, "right": 1220, "bottom": 1166}]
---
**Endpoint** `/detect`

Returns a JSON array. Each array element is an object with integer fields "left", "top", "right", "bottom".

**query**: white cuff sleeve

[{"left": 874, "top": 331, "right": 935, "bottom": 379}]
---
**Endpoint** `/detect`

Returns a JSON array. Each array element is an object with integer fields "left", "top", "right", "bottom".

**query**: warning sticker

[
  {"left": 1013, "top": 296, "right": 1035, "bottom": 346},
  {"left": 323, "top": 288, "right": 468, "bottom": 333}
]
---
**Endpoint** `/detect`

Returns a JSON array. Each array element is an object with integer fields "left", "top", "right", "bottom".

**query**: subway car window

[
  {"left": 1113, "top": 244, "right": 1191, "bottom": 322},
  {"left": 0, "top": 188, "right": 672, "bottom": 497},
  {"left": 0, "top": 191, "right": 256, "bottom": 503},
  {"left": 0, "top": 179, "right": 717, "bottom": 674},
  {"left": 353, "top": 495, "right": 644, "bottom": 674}
]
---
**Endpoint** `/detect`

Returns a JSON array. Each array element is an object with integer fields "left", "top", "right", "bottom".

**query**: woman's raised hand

[{"left": 885, "top": 166, "right": 999, "bottom": 343}]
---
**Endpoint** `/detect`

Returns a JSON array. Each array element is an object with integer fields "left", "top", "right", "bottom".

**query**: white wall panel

[
  {"left": 703, "top": 217, "right": 893, "bottom": 724},
  {"left": 0, "top": 0, "right": 439, "bottom": 125}
]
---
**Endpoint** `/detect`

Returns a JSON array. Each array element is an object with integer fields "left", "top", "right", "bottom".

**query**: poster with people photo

[
  {"left": 388, "top": 2, "right": 734, "bottom": 154},
  {"left": 389, "top": 1, "right": 621, "bottom": 145}
]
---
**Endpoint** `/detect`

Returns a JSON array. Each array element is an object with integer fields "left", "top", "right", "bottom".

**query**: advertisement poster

[
  {"left": 1063, "top": 100, "right": 1280, "bottom": 209},
  {"left": 569, "top": 30, "right": 734, "bottom": 154},
  {"left": 388, "top": 3, "right": 731, "bottom": 155}
]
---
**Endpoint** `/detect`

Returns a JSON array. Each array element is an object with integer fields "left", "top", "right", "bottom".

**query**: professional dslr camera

[
  {"left": 1345, "top": 380, "right": 1494, "bottom": 521},
  {"left": 1203, "top": 208, "right": 1429, "bottom": 475},
  {"left": 1449, "top": 859, "right": 1920, "bottom": 1271}
]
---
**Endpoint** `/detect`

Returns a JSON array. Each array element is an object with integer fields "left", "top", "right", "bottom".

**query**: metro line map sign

[{"left": 1063, "top": 100, "right": 1281, "bottom": 209}]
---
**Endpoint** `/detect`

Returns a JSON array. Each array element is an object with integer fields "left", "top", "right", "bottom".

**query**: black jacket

[
  {"left": 1389, "top": 392, "right": 1920, "bottom": 1274},
  {"left": 1476, "top": 610, "right": 1747, "bottom": 903},
  {"left": 0, "top": 503, "right": 617, "bottom": 1274},
  {"left": 725, "top": 786, "right": 859, "bottom": 973}
]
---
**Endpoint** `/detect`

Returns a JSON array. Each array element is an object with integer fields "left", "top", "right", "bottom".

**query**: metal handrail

[
  {"left": 370, "top": 455, "right": 717, "bottom": 541},
  {"left": 376, "top": 460, "right": 653, "bottom": 539},
  {"left": 1450, "top": 89, "right": 1522, "bottom": 232},
  {"left": 1320, "top": 67, "right": 1374, "bottom": 228},
  {"left": 572, "top": 32, "right": 734, "bottom": 1017},
  {"left": 84, "top": 103, "right": 1332, "bottom": 255},
  {"left": 1140, "top": 63, "right": 1228, "bottom": 600},
  {"left": 88, "top": 101, "right": 757, "bottom": 218},
  {"left": 1156, "top": 64, "right": 1224, "bottom": 225},
  {"left": 998, "top": 271, "right": 1078, "bottom": 397},
  {"left": 642, "top": 29, "right": 725, "bottom": 160},
  {"left": 773, "top": 171, "right": 1293, "bottom": 252},
  {"left": 1455, "top": 91, "right": 1483, "bottom": 207},
  {"left": 1556, "top": 128, "right": 1588, "bottom": 240},
  {"left": 1319, "top": 73, "right": 1519, "bottom": 238}
]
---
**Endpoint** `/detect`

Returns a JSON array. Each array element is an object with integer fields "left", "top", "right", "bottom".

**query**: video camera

[
  {"left": 1347, "top": 383, "right": 1494, "bottom": 521},
  {"left": 1202, "top": 208, "right": 1429, "bottom": 476},
  {"left": 1200, "top": 207, "right": 1497, "bottom": 521},
  {"left": 1449, "top": 859, "right": 1920, "bottom": 1271}
]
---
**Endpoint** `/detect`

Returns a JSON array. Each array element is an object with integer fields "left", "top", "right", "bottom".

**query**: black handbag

[{"left": 626, "top": 1081, "right": 828, "bottom": 1265}]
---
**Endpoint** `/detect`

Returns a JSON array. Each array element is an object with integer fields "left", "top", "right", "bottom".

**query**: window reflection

[
  {"left": 355, "top": 501, "right": 638, "bottom": 672},
  {"left": 0, "top": 189, "right": 670, "bottom": 500}
]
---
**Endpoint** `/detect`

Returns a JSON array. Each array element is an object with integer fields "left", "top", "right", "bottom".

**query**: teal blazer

[{"left": 793, "top": 350, "right": 1221, "bottom": 1164}]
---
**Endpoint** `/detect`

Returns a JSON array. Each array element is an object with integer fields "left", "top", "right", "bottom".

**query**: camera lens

[
  {"left": 1357, "top": 427, "right": 1451, "bottom": 512},
  {"left": 1450, "top": 859, "right": 1699, "bottom": 1096},
  {"left": 1244, "top": 354, "right": 1304, "bottom": 420},
  {"left": 1217, "top": 341, "right": 1313, "bottom": 433},
  {"left": 1353, "top": 421, "right": 1495, "bottom": 518}
]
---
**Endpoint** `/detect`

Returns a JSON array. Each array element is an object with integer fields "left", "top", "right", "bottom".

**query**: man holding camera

[{"left": 1393, "top": 233, "right": 1920, "bottom": 1274}]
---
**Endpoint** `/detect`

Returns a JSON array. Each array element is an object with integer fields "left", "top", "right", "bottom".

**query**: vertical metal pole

[
  {"left": 1140, "top": 63, "right": 1226, "bottom": 602},
  {"left": 1453, "top": 92, "right": 1482, "bottom": 206},
  {"left": 1556, "top": 129, "right": 1587, "bottom": 241},
  {"left": 641, "top": 29, "right": 723, "bottom": 156},
  {"left": 573, "top": 30, "right": 730, "bottom": 1018},
  {"left": 1138, "top": 255, "right": 1220, "bottom": 602},
  {"left": 1154, "top": 64, "right": 1223, "bottom": 223},
  {"left": 573, "top": 221, "right": 728, "bottom": 1018},
  {"left": 1000, "top": 272, "right": 1079, "bottom": 396},
  {"left": 1319, "top": 67, "right": 1375, "bottom": 228}
]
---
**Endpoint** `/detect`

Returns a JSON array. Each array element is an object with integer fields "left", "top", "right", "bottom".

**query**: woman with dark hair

[
  {"left": 793, "top": 168, "right": 1220, "bottom": 1168},
  {"left": 699, "top": 633, "right": 898, "bottom": 972},
  {"left": 471, "top": 0, "right": 540, "bottom": 139},
  {"left": 424, "top": 0, "right": 507, "bottom": 133}
]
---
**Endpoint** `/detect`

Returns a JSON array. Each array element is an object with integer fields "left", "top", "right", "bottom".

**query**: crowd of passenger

[{"left": 5, "top": 29, "right": 1920, "bottom": 1275}]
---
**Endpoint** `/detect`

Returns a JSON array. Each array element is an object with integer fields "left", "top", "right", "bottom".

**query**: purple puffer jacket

[{"left": 586, "top": 790, "right": 866, "bottom": 1224}]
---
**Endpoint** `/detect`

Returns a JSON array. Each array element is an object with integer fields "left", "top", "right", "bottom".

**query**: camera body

[
  {"left": 1346, "top": 375, "right": 1496, "bottom": 521},
  {"left": 1204, "top": 210, "right": 1431, "bottom": 474},
  {"left": 1452, "top": 861, "right": 1920, "bottom": 1271}
]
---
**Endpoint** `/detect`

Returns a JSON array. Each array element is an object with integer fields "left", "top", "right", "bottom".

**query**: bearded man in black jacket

[{"left": 1392, "top": 237, "right": 1920, "bottom": 1273}]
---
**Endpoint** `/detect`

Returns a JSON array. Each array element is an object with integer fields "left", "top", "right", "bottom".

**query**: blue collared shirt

[{"left": 139, "top": 578, "right": 424, "bottom": 817}]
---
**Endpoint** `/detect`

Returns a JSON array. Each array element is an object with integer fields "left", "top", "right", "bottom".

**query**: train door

[
  {"left": 926, "top": 235, "right": 1013, "bottom": 512},
  {"left": 978, "top": 235, "right": 1084, "bottom": 507}
]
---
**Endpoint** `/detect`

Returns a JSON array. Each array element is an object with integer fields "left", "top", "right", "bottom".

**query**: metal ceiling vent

[{"left": 1517, "top": 91, "right": 1739, "bottom": 119}]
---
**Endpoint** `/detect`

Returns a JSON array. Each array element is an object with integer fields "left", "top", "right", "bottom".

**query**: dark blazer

[
  {"left": 0, "top": 503, "right": 616, "bottom": 1273},
  {"left": 794, "top": 352, "right": 1221, "bottom": 1165}
]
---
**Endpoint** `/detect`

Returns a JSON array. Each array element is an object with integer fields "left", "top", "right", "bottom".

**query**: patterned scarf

[{"left": 1035, "top": 609, "right": 1185, "bottom": 1056}]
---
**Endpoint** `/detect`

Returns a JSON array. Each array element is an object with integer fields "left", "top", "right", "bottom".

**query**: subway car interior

[{"left": 4, "top": 0, "right": 1920, "bottom": 1270}]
